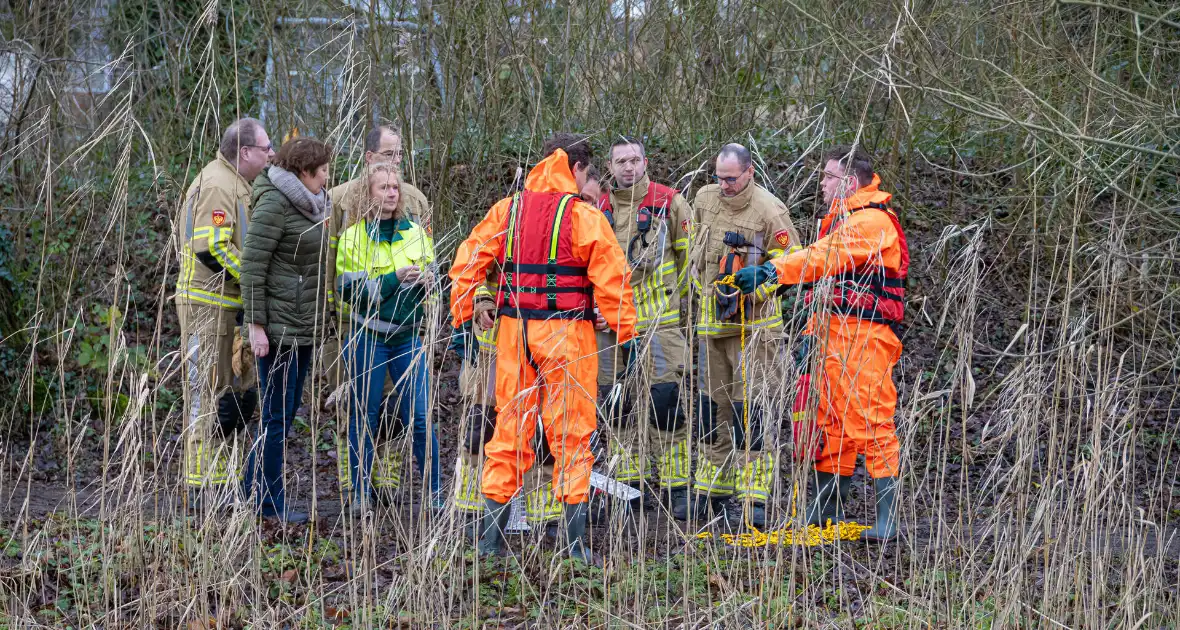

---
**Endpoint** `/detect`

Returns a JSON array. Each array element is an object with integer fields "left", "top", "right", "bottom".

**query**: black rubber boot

[
  {"left": 563, "top": 502, "right": 592, "bottom": 563},
  {"left": 861, "top": 477, "right": 900, "bottom": 542},
  {"left": 804, "top": 471, "right": 851, "bottom": 526},
  {"left": 478, "top": 498, "right": 512, "bottom": 557},
  {"left": 668, "top": 488, "right": 690, "bottom": 521},
  {"left": 692, "top": 493, "right": 728, "bottom": 523}
]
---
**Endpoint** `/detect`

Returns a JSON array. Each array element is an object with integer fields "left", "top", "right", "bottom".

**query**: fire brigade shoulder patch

[
  {"left": 773, "top": 230, "right": 792, "bottom": 247},
  {"left": 681, "top": 219, "right": 691, "bottom": 233},
  {"left": 211, "top": 209, "right": 226, "bottom": 226}
]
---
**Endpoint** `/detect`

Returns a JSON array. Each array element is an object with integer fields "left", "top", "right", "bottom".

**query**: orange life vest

[
  {"left": 496, "top": 191, "right": 595, "bottom": 320},
  {"left": 806, "top": 201, "right": 909, "bottom": 325}
]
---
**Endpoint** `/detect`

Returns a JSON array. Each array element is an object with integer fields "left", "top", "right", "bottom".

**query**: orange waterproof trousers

[
  {"left": 812, "top": 317, "right": 902, "bottom": 478},
  {"left": 481, "top": 316, "right": 599, "bottom": 505}
]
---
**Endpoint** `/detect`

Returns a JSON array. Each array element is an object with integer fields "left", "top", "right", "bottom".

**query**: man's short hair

[
  {"left": 219, "top": 118, "right": 263, "bottom": 164},
  {"left": 274, "top": 137, "right": 333, "bottom": 176},
  {"left": 541, "top": 133, "right": 593, "bottom": 172},
  {"left": 717, "top": 143, "right": 752, "bottom": 170},
  {"left": 822, "top": 145, "right": 874, "bottom": 187},
  {"left": 585, "top": 163, "right": 601, "bottom": 182},
  {"left": 364, "top": 126, "right": 399, "bottom": 153},
  {"left": 609, "top": 136, "right": 645, "bottom": 161}
]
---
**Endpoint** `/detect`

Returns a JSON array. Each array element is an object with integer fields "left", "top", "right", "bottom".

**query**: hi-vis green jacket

[
  {"left": 174, "top": 154, "right": 253, "bottom": 309},
  {"left": 336, "top": 218, "right": 435, "bottom": 344}
]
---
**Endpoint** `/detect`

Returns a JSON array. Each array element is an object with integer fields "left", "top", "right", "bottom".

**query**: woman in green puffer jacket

[
  {"left": 336, "top": 163, "right": 440, "bottom": 514},
  {"left": 240, "top": 137, "right": 333, "bottom": 524}
]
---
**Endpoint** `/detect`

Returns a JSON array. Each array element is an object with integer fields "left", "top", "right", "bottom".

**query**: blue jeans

[
  {"left": 347, "top": 332, "right": 440, "bottom": 503},
  {"left": 243, "top": 343, "right": 312, "bottom": 516}
]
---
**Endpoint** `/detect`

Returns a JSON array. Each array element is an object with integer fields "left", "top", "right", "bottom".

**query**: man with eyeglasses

[
  {"left": 175, "top": 117, "right": 275, "bottom": 503},
  {"left": 322, "top": 126, "right": 433, "bottom": 505},
  {"left": 733, "top": 146, "right": 908, "bottom": 542},
  {"left": 594, "top": 136, "right": 695, "bottom": 520},
  {"left": 328, "top": 126, "right": 430, "bottom": 234},
  {"left": 687, "top": 143, "right": 800, "bottom": 528}
]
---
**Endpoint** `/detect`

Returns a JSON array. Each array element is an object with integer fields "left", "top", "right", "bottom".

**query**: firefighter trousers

[
  {"left": 178, "top": 301, "right": 251, "bottom": 490},
  {"left": 597, "top": 326, "right": 691, "bottom": 490},
  {"left": 694, "top": 331, "right": 778, "bottom": 502}
]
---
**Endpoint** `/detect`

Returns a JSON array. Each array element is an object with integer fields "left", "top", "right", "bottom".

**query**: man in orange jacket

[
  {"left": 449, "top": 133, "right": 638, "bottom": 561},
  {"left": 734, "top": 146, "right": 908, "bottom": 541}
]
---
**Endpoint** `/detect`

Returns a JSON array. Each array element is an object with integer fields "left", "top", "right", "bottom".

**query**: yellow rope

[{"left": 695, "top": 521, "right": 870, "bottom": 547}]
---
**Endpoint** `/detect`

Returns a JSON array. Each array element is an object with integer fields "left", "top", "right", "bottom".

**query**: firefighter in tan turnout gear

[
  {"left": 325, "top": 126, "right": 432, "bottom": 501},
  {"left": 689, "top": 143, "right": 801, "bottom": 528},
  {"left": 175, "top": 118, "right": 274, "bottom": 497},
  {"left": 595, "top": 137, "right": 694, "bottom": 519}
]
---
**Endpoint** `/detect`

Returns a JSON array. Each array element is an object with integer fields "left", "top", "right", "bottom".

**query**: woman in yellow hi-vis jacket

[{"left": 335, "top": 163, "right": 441, "bottom": 514}]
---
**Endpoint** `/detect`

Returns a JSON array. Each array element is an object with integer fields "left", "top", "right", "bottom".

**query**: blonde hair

[{"left": 363, "top": 162, "right": 405, "bottom": 217}]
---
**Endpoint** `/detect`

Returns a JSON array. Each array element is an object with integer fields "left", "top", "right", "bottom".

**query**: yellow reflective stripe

[
  {"left": 475, "top": 285, "right": 495, "bottom": 299},
  {"left": 736, "top": 454, "right": 774, "bottom": 500},
  {"left": 672, "top": 237, "right": 688, "bottom": 252},
  {"left": 454, "top": 458, "right": 485, "bottom": 512},
  {"left": 176, "top": 288, "right": 242, "bottom": 308},
  {"left": 693, "top": 459, "right": 735, "bottom": 494},
  {"left": 178, "top": 248, "right": 196, "bottom": 288},
  {"left": 697, "top": 316, "right": 783, "bottom": 334},
  {"left": 526, "top": 486, "right": 563, "bottom": 523},
  {"left": 207, "top": 228, "right": 241, "bottom": 276},
  {"left": 503, "top": 194, "right": 520, "bottom": 260},
  {"left": 373, "top": 449, "right": 404, "bottom": 488},
  {"left": 547, "top": 195, "right": 574, "bottom": 261},
  {"left": 476, "top": 322, "right": 498, "bottom": 349},
  {"left": 185, "top": 441, "right": 232, "bottom": 486},
  {"left": 638, "top": 310, "right": 680, "bottom": 330},
  {"left": 658, "top": 440, "right": 690, "bottom": 487},
  {"left": 337, "top": 437, "right": 351, "bottom": 492},
  {"left": 635, "top": 260, "right": 678, "bottom": 325}
]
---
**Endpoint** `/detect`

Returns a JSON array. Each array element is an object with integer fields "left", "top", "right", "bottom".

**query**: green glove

[{"left": 734, "top": 261, "right": 777, "bottom": 294}]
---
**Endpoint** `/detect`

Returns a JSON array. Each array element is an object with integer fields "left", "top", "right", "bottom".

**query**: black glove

[
  {"left": 715, "top": 273, "right": 742, "bottom": 321},
  {"left": 723, "top": 231, "right": 751, "bottom": 248}
]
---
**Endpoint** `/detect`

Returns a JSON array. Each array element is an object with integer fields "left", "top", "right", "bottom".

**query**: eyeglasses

[
  {"left": 246, "top": 142, "right": 273, "bottom": 152},
  {"left": 712, "top": 173, "right": 744, "bottom": 186}
]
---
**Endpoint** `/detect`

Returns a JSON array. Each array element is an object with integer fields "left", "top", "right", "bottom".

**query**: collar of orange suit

[
  {"left": 827, "top": 173, "right": 892, "bottom": 217},
  {"left": 524, "top": 149, "right": 579, "bottom": 194}
]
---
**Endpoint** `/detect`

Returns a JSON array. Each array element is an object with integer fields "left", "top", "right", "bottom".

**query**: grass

[{"left": 2, "top": 0, "right": 1179, "bottom": 627}]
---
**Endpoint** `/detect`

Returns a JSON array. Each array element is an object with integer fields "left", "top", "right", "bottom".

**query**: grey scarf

[{"left": 269, "top": 165, "right": 330, "bottom": 223}]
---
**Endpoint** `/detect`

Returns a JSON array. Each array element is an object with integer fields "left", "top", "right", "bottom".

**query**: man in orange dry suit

[
  {"left": 449, "top": 133, "right": 638, "bottom": 562},
  {"left": 734, "top": 146, "right": 908, "bottom": 541}
]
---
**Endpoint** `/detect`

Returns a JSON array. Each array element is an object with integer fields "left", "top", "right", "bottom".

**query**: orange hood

[
  {"left": 828, "top": 174, "right": 892, "bottom": 216},
  {"left": 525, "top": 149, "right": 579, "bottom": 195}
]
